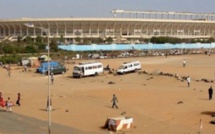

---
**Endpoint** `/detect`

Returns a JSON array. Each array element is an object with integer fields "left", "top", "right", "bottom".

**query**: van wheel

[{"left": 94, "top": 72, "right": 98, "bottom": 76}]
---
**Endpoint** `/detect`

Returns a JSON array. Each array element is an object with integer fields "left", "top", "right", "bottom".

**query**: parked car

[{"left": 48, "top": 65, "right": 67, "bottom": 75}]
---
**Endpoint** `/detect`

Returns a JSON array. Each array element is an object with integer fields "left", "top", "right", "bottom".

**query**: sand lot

[{"left": 1, "top": 54, "right": 215, "bottom": 134}]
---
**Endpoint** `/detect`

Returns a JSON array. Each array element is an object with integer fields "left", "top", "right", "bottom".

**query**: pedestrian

[
  {"left": 6, "top": 97, "right": 13, "bottom": 112},
  {"left": 111, "top": 94, "right": 118, "bottom": 109},
  {"left": 165, "top": 53, "right": 168, "bottom": 58},
  {"left": 51, "top": 73, "right": 54, "bottom": 85},
  {"left": 183, "top": 59, "right": 186, "bottom": 67},
  {"left": 0, "top": 92, "right": 4, "bottom": 107},
  {"left": 24, "top": 65, "right": 27, "bottom": 72},
  {"left": 208, "top": 86, "right": 213, "bottom": 100},
  {"left": 0, "top": 92, "right": 2, "bottom": 102},
  {"left": 46, "top": 97, "right": 52, "bottom": 111},
  {"left": 187, "top": 76, "right": 191, "bottom": 87},
  {"left": 16, "top": 93, "right": 21, "bottom": 106},
  {"left": 7, "top": 66, "right": 11, "bottom": 77},
  {"left": 106, "top": 64, "right": 110, "bottom": 70}
]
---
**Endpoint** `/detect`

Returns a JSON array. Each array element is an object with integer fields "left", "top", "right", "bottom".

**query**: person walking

[
  {"left": 0, "top": 92, "right": 4, "bottom": 107},
  {"left": 183, "top": 59, "right": 186, "bottom": 67},
  {"left": 24, "top": 65, "right": 27, "bottom": 72},
  {"left": 46, "top": 97, "right": 52, "bottom": 111},
  {"left": 6, "top": 97, "right": 13, "bottom": 112},
  {"left": 0, "top": 92, "right": 2, "bottom": 102},
  {"left": 7, "top": 66, "right": 11, "bottom": 77},
  {"left": 187, "top": 76, "right": 191, "bottom": 87},
  {"left": 111, "top": 94, "right": 118, "bottom": 109},
  {"left": 16, "top": 93, "right": 21, "bottom": 106},
  {"left": 51, "top": 73, "right": 54, "bottom": 85},
  {"left": 208, "top": 86, "right": 213, "bottom": 100}
]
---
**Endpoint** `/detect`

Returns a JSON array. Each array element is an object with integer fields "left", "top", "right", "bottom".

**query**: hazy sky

[{"left": 0, "top": 0, "right": 215, "bottom": 19}]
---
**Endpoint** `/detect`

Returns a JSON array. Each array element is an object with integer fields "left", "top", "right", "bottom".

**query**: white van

[
  {"left": 73, "top": 61, "right": 103, "bottom": 78},
  {"left": 117, "top": 61, "right": 141, "bottom": 74}
]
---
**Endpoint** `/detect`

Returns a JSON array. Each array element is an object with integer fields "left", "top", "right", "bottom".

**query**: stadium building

[{"left": 0, "top": 10, "right": 215, "bottom": 43}]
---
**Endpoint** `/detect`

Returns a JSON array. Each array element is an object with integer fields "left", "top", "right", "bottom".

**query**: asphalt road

[{"left": 0, "top": 109, "right": 100, "bottom": 134}]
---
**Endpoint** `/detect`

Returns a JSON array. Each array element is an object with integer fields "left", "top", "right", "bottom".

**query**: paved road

[{"left": 0, "top": 109, "right": 101, "bottom": 134}]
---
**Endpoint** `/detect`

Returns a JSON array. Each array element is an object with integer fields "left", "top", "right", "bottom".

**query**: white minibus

[
  {"left": 117, "top": 61, "right": 141, "bottom": 74},
  {"left": 73, "top": 61, "right": 103, "bottom": 78}
]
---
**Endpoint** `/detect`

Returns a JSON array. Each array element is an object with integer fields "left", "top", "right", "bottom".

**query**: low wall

[{"left": 58, "top": 43, "right": 215, "bottom": 51}]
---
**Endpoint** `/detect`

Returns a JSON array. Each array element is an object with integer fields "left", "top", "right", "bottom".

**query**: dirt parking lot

[{"left": 1, "top": 54, "right": 215, "bottom": 134}]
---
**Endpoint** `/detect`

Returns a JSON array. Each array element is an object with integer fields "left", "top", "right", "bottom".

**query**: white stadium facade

[{"left": 0, "top": 10, "right": 215, "bottom": 43}]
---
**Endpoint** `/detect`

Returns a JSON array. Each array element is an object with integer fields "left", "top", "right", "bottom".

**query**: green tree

[
  {"left": 150, "top": 37, "right": 182, "bottom": 44},
  {"left": 50, "top": 38, "right": 58, "bottom": 52},
  {"left": 25, "top": 45, "right": 37, "bottom": 53},
  {"left": 36, "top": 35, "right": 43, "bottom": 43},
  {"left": 14, "top": 46, "right": 25, "bottom": 53},
  {"left": 83, "top": 38, "right": 91, "bottom": 44},
  {"left": 97, "top": 38, "right": 104, "bottom": 44},
  {"left": 59, "top": 34, "right": 64, "bottom": 44},
  {"left": 17, "top": 36, "right": 22, "bottom": 43},
  {"left": 0, "top": 54, "right": 22, "bottom": 64},
  {"left": 0, "top": 43, "right": 4, "bottom": 54},
  {"left": 91, "top": 38, "right": 104, "bottom": 44},
  {"left": 208, "top": 37, "right": 214, "bottom": 43},
  {"left": 3, "top": 45, "right": 15, "bottom": 54},
  {"left": 75, "top": 37, "right": 81, "bottom": 44},
  {"left": 106, "top": 37, "right": 113, "bottom": 44},
  {"left": 24, "top": 36, "right": 33, "bottom": 44},
  {"left": 36, "top": 42, "right": 46, "bottom": 51}
]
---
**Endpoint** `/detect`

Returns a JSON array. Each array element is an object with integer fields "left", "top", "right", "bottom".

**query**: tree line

[
  {"left": 150, "top": 37, "right": 214, "bottom": 44},
  {"left": 0, "top": 35, "right": 58, "bottom": 64},
  {"left": 0, "top": 36, "right": 214, "bottom": 64}
]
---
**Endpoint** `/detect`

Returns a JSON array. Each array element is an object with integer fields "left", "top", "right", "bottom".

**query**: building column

[
  {"left": 64, "top": 22, "right": 67, "bottom": 36},
  {"left": 56, "top": 22, "right": 59, "bottom": 37}
]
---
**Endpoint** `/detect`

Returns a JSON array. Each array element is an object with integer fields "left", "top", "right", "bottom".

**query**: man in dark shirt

[
  {"left": 111, "top": 94, "right": 118, "bottom": 109},
  {"left": 208, "top": 86, "right": 213, "bottom": 100},
  {"left": 16, "top": 93, "right": 21, "bottom": 106}
]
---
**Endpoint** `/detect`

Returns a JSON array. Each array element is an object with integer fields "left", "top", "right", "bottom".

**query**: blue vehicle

[{"left": 36, "top": 61, "right": 66, "bottom": 74}]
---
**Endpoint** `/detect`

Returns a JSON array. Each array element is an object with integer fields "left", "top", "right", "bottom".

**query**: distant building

[{"left": 0, "top": 10, "right": 215, "bottom": 43}]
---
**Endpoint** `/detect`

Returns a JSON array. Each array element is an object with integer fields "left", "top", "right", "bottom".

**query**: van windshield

[
  {"left": 118, "top": 65, "right": 124, "bottom": 69},
  {"left": 74, "top": 66, "right": 81, "bottom": 71}
]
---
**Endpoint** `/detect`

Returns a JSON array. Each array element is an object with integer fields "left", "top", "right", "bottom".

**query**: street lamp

[{"left": 24, "top": 23, "right": 51, "bottom": 134}]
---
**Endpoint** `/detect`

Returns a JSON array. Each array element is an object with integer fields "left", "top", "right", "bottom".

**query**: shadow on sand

[
  {"left": 39, "top": 108, "right": 57, "bottom": 112},
  {"left": 201, "top": 111, "right": 215, "bottom": 116},
  {"left": 104, "top": 105, "right": 114, "bottom": 109},
  {"left": 198, "top": 98, "right": 209, "bottom": 100},
  {"left": 0, "top": 109, "right": 6, "bottom": 112},
  {"left": 67, "top": 76, "right": 74, "bottom": 79}
]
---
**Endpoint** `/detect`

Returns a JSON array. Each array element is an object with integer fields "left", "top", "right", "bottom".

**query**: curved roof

[{"left": 0, "top": 17, "right": 215, "bottom": 24}]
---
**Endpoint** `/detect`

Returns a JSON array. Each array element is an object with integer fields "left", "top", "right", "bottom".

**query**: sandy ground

[{"left": 1, "top": 54, "right": 215, "bottom": 134}]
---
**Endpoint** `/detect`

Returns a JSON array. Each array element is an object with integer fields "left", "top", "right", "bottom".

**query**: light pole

[{"left": 24, "top": 23, "right": 51, "bottom": 134}]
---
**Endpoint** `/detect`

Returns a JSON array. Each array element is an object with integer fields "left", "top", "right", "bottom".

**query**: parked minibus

[
  {"left": 73, "top": 61, "right": 103, "bottom": 78},
  {"left": 116, "top": 61, "right": 141, "bottom": 74}
]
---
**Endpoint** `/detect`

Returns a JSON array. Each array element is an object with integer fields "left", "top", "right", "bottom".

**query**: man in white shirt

[
  {"left": 187, "top": 76, "right": 191, "bottom": 87},
  {"left": 183, "top": 59, "right": 186, "bottom": 67}
]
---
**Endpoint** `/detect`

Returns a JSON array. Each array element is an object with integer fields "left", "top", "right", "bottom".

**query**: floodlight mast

[{"left": 24, "top": 23, "right": 51, "bottom": 134}]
